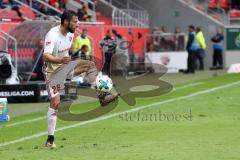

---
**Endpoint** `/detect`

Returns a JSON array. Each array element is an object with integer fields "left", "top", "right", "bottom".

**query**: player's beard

[{"left": 67, "top": 24, "right": 75, "bottom": 33}]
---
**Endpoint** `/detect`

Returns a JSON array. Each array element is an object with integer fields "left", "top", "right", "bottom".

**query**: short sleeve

[{"left": 44, "top": 31, "right": 55, "bottom": 54}]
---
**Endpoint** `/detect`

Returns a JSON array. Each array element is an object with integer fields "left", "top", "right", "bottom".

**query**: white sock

[{"left": 47, "top": 107, "right": 57, "bottom": 136}]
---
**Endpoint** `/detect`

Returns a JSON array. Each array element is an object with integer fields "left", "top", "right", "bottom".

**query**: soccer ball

[{"left": 96, "top": 73, "right": 113, "bottom": 92}]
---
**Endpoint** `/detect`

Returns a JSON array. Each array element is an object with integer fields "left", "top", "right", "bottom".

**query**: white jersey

[{"left": 43, "top": 25, "right": 74, "bottom": 79}]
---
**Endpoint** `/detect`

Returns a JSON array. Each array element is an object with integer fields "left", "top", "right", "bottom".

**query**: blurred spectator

[
  {"left": 77, "top": 7, "right": 84, "bottom": 20},
  {"left": 0, "top": 0, "right": 23, "bottom": 18},
  {"left": 77, "top": 3, "right": 92, "bottom": 22},
  {"left": 100, "top": 30, "right": 117, "bottom": 76},
  {"left": 88, "top": 0, "right": 98, "bottom": 10},
  {"left": 39, "top": 4, "right": 48, "bottom": 15},
  {"left": 174, "top": 27, "right": 181, "bottom": 34},
  {"left": 79, "top": 45, "right": 89, "bottom": 60},
  {"left": 210, "top": 28, "right": 224, "bottom": 70},
  {"left": 31, "top": 0, "right": 67, "bottom": 16},
  {"left": 147, "top": 26, "right": 187, "bottom": 52},
  {"left": 72, "top": 29, "right": 92, "bottom": 60},
  {"left": 196, "top": 27, "right": 207, "bottom": 70},
  {"left": 72, "top": 45, "right": 89, "bottom": 60},
  {"left": 58, "top": 0, "right": 67, "bottom": 10},
  {"left": 112, "top": 29, "right": 128, "bottom": 55},
  {"left": 161, "top": 26, "right": 168, "bottom": 33},
  {"left": 32, "top": 0, "right": 39, "bottom": 10},
  {"left": 185, "top": 25, "right": 198, "bottom": 74},
  {"left": 47, "top": 0, "right": 62, "bottom": 16},
  {"left": 174, "top": 27, "right": 185, "bottom": 51},
  {"left": 111, "top": 30, "right": 128, "bottom": 76},
  {"left": 159, "top": 26, "right": 171, "bottom": 50},
  {"left": 85, "top": 15, "right": 92, "bottom": 22}
]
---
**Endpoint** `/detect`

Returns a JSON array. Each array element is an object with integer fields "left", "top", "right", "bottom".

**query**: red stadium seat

[
  {"left": 229, "top": 9, "right": 240, "bottom": 18},
  {"left": 219, "top": 0, "right": 229, "bottom": 9},
  {"left": 19, "top": 5, "right": 36, "bottom": 20},
  {"left": 208, "top": 0, "right": 219, "bottom": 9},
  {"left": 27, "top": 49, "right": 33, "bottom": 58},
  {"left": 8, "top": 49, "right": 14, "bottom": 57},
  {"left": 18, "top": 48, "right": 24, "bottom": 58},
  {"left": 0, "top": 10, "right": 23, "bottom": 22}
]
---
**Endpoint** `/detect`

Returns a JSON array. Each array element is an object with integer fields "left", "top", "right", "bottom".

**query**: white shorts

[{"left": 44, "top": 59, "right": 82, "bottom": 99}]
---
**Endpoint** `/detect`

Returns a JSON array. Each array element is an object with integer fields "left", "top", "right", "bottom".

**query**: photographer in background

[
  {"left": 111, "top": 29, "right": 128, "bottom": 76},
  {"left": 100, "top": 30, "right": 117, "bottom": 76},
  {"left": 0, "top": 51, "right": 19, "bottom": 84},
  {"left": 184, "top": 25, "right": 198, "bottom": 74}
]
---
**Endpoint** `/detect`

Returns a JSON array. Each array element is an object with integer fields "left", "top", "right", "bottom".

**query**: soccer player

[{"left": 43, "top": 10, "right": 119, "bottom": 148}]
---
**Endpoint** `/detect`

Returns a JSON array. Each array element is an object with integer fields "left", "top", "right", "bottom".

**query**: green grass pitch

[{"left": 0, "top": 72, "right": 240, "bottom": 160}]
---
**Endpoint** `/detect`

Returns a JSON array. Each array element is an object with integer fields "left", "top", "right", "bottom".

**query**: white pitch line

[
  {"left": 174, "top": 82, "right": 204, "bottom": 90},
  {"left": 0, "top": 82, "right": 204, "bottom": 129},
  {"left": 0, "top": 81, "right": 239, "bottom": 147},
  {"left": 0, "top": 116, "right": 46, "bottom": 129}
]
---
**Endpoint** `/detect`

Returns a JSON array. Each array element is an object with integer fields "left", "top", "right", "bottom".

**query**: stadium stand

[
  {"left": 0, "top": 0, "right": 150, "bottom": 81},
  {"left": 184, "top": 0, "right": 240, "bottom": 24},
  {"left": 208, "top": 0, "right": 219, "bottom": 9}
]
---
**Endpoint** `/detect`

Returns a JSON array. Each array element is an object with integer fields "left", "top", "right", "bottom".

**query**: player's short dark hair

[{"left": 61, "top": 10, "right": 77, "bottom": 24}]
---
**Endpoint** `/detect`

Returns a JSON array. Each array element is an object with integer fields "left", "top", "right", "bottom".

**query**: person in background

[
  {"left": 210, "top": 28, "right": 224, "bottom": 70},
  {"left": 161, "top": 26, "right": 168, "bottom": 33},
  {"left": 77, "top": 3, "right": 92, "bottom": 22},
  {"left": 58, "top": 0, "right": 67, "bottom": 10},
  {"left": 72, "top": 45, "right": 89, "bottom": 60},
  {"left": 72, "top": 29, "right": 92, "bottom": 60},
  {"left": 174, "top": 27, "right": 185, "bottom": 51},
  {"left": 111, "top": 29, "right": 128, "bottom": 76},
  {"left": 0, "top": 0, "right": 23, "bottom": 18},
  {"left": 196, "top": 27, "right": 207, "bottom": 70},
  {"left": 100, "top": 30, "right": 117, "bottom": 76},
  {"left": 184, "top": 25, "right": 198, "bottom": 74}
]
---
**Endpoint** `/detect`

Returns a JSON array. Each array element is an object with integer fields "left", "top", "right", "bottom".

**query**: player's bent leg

[
  {"left": 74, "top": 60, "right": 97, "bottom": 85},
  {"left": 74, "top": 60, "right": 120, "bottom": 107}
]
